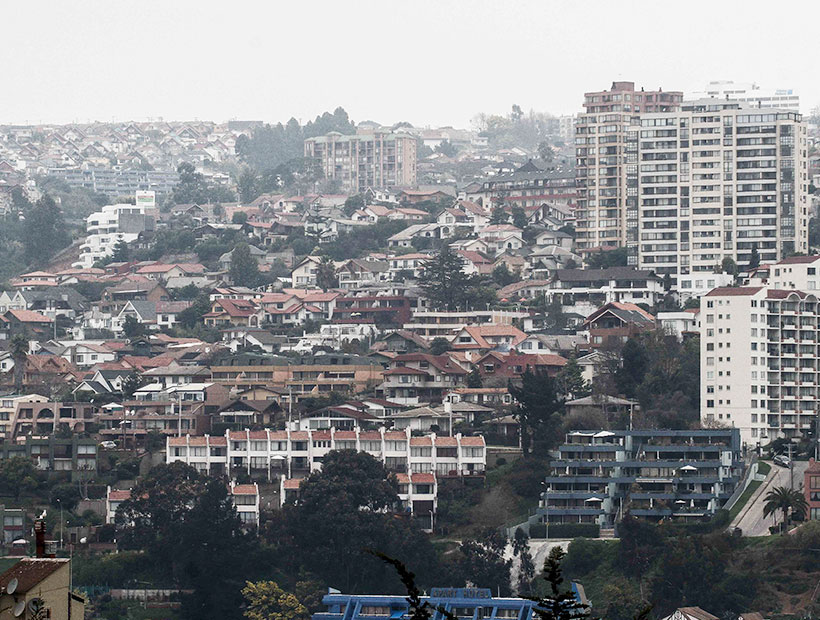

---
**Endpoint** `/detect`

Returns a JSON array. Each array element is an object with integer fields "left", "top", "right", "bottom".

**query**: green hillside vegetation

[{"left": 563, "top": 518, "right": 820, "bottom": 619}]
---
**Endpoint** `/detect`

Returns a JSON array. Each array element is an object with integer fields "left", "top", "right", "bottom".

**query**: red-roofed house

[
  {"left": 450, "top": 324, "right": 528, "bottom": 352},
  {"left": 377, "top": 353, "right": 468, "bottom": 405},
  {"left": 203, "top": 298, "right": 262, "bottom": 328},
  {"left": 582, "top": 302, "right": 656, "bottom": 348},
  {"left": 1, "top": 309, "right": 54, "bottom": 341},
  {"left": 475, "top": 351, "right": 567, "bottom": 381}
]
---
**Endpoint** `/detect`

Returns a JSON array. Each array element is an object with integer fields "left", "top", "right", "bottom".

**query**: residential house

[
  {"left": 377, "top": 353, "right": 468, "bottom": 405},
  {"left": 203, "top": 298, "right": 262, "bottom": 328},
  {"left": 582, "top": 302, "right": 656, "bottom": 349}
]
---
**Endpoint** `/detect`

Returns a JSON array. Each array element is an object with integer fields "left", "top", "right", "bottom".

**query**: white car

[
  {"left": 99, "top": 441, "right": 118, "bottom": 449},
  {"left": 773, "top": 454, "right": 791, "bottom": 468}
]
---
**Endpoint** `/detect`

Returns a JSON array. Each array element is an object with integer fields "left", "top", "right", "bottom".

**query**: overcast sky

[{"left": 4, "top": 0, "right": 818, "bottom": 129}]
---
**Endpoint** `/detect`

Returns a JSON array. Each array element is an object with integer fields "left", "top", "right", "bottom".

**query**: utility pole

[{"left": 788, "top": 442, "right": 794, "bottom": 490}]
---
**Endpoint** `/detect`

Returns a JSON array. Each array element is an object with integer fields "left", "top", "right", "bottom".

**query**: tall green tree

[
  {"left": 615, "top": 339, "right": 648, "bottom": 398},
  {"left": 172, "top": 162, "right": 236, "bottom": 205},
  {"left": 280, "top": 451, "right": 439, "bottom": 593},
  {"left": 112, "top": 239, "right": 130, "bottom": 262},
  {"left": 237, "top": 167, "right": 260, "bottom": 204},
  {"left": 748, "top": 246, "right": 760, "bottom": 269},
  {"left": 511, "top": 207, "right": 528, "bottom": 230},
  {"left": 556, "top": 355, "right": 590, "bottom": 400},
  {"left": 512, "top": 527, "right": 535, "bottom": 595},
  {"left": 23, "top": 195, "right": 71, "bottom": 264},
  {"left": 467, "top": 367, "right": 483, "bottom": 388},
  {"left": 530, "top": 547, "right": 590, "bottom": 620},
  {"left": 116, "top": 462, "right": 208, "bottom": 579},
  {"left": 121, "top": 315, "right": 147, "bottom": 340},
  {"left": 457, "top": 529, "right": 511, "bottom": 596},
  {"left": 230, "top": 243, "right": 261, "bottom": 287},
  {"left": 419, "top": 247, "right": 476, "bottom": 310},
  {"left": 177, "top": 478, "right": 257, "bottom": 620},
  {"left": 315, "top": 256, "right": 338, "bottom": 291},
  {"left": 508, "top": 369, "right": 563, "bottom": 457},
  {"left": 490, "top": 207, "right": 508, "bottom": 225}
]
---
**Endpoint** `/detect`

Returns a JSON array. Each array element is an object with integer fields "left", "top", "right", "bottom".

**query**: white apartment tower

[
  {"left": 635, "top": 100, "right": 808, "bottom": 283},
  {"left": 574, "top": 81, "right": 683, "bottom": 253},
  {"left": 701, "top": 287, "right": 819, "bottom": 448}
]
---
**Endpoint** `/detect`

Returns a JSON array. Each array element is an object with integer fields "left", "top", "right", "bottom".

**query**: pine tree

[
  {"left": 556, "top": 355, "right": 590, "bottom": 400},
  {"left": 230, "top": 243, "right": 261, "bottom": 287},
  {"left": 419, "top": 247, "right": 475, "bottom": 309},
  {"left": 531, "top": 547, "right": 591, "bottom": 620}
]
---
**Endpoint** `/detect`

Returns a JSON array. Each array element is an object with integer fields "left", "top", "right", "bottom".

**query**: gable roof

[{"left": 0, "top": 558, "right": 68, "bottom": 594}]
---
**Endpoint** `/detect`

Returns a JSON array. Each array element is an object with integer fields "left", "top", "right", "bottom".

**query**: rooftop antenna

[
  {"left": 6, "top": 578, "right": 18, "bottom": 595},
  {"left": 12, "top": 600, "right": 24, "bottom": 617}
]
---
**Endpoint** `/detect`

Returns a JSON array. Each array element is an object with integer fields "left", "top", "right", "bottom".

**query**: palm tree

[{"left": 763, "top": 486, "right": 808, "bottom": 530}]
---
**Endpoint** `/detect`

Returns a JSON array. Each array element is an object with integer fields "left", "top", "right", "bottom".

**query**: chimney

[
  {"left": 34, "top": 520, "right": 56, "bottom": 558},
  {"left": 34, "top": 520, "right": 45, "bottom": 557}
]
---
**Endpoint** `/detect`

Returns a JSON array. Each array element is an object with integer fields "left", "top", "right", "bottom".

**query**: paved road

[{"left": 733, "top": 460, "right": 808, "bottom": 536}]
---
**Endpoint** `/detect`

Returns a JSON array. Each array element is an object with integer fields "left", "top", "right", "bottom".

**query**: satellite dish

[
  {"left": 6, "top": 577, "right": 18, "bottom": 595},
  {"left": 12, "top": 600, "right": 24, "bottom": 617}
]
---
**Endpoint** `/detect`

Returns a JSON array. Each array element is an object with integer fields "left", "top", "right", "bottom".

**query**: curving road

[{"left": 731, "top": 460, "right": 809, "bottom": 536}]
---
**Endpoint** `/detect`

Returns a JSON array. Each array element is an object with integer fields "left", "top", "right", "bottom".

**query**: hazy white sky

[{"left": 3, "top": 0, "right": 818, "bottom": 128}]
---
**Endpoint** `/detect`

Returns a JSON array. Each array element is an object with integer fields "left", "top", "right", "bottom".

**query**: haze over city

[
  {"left": 2, "top": 3, "right": 820, "bottom": 619},
  {"left": 4, "top": 0, "right": 819, "bottom": 127}
]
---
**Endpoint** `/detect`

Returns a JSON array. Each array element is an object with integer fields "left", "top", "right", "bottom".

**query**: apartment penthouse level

[
  {"left": 635, "top": 100, "right": 808, "bottom": 280},
  {"left": 166, "top": 427, "right": 486, "bottom": 479},
  {"left": 575, "top": 81, "right": 683, "bottom": 251},
  {"left": 700, "top": 286, "right": 820, "bottom": 447},
  {"left": 536, "top": 429, "right": 742, "bottom": 528}
]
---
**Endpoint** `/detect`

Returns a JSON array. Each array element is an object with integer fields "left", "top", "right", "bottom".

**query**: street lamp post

[
  {"left": 56, "top": 499, "right": 63, "bottom": 550},
  {"left": 428, "top": 509, "right": 434, "bottom": 534}
]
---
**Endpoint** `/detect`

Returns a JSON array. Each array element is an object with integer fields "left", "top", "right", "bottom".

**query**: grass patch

[
  {"left": 729, "top": 480, "right": 762, "bottom": 521},
  {"left": 758, "top": 461, "right": 771, "bottom": 476}
]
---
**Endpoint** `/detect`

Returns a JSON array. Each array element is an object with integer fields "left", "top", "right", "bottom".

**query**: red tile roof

[
  {"left": 460, "top": 436, "right": 486, "bottom": 446},
  {"left": 705, "top": 287, "right": 764, "bottom": 297},
  {"left": 6, "top": 309, "right": 53, "bottom": 323},
  {"left": 108, "top": 489, "right": 132, "bottom": 501},
  {"left": 777, "top": 255, "right": 820, "bottom": 265},
  {"left": 411, "top": 473, "right": 436, "bottom": 484},
  {"left": 231, "top": 484, "right": 258, "bottom": 495}
]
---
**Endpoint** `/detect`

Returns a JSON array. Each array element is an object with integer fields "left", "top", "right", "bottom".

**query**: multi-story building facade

[
  {"left": 74, "top": 203, "right": 156, "bottom": 269},
  {"left": 208, "top": 352, "right": 384, "bottom": 401},
  {"left": 635, "top": 100, "right": 808, "bottom": 281},
  {"left": 700, "top": 287, "right": 820, "bottom": 446},
  {"left": 534, "top": 429, "right": 742, "bottom": 529},
  {"left": 166, "top": 427, "right": 486, "bottom": 480},
  {"left": 304, "top": 130, "right": 417, "bottom": 193},
  {"left": 575, "top": 81, "right": 683, "bottom": 252},
  {"left": 469, "top": 165, "right": 577, "bottom": 210}
]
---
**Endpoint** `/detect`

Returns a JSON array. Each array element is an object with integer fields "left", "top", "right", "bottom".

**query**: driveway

[{"left": 732, "top": 460, "right": 809, "bottom": 536}]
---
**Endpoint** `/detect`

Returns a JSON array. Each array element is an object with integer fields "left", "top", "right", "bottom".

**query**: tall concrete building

[
  {"left": 700, "top": 286, "right": 819, "bottom": 448},
  {"left": 635, "top": 100, "right": 808, "bottom": 282},
  {"left": 690, "top": 81, "right": 800, "bottom": 111},
  {"left": 304, "top": 130, "right": 417, "bottom": 193},
  {"left": 575, "top": 81, "right": 683, "bottom": 253}
]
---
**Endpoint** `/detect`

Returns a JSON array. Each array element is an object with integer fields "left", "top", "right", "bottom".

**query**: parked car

[{"left": 773, "top": 454, "right": 791, "bottom": 468}]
